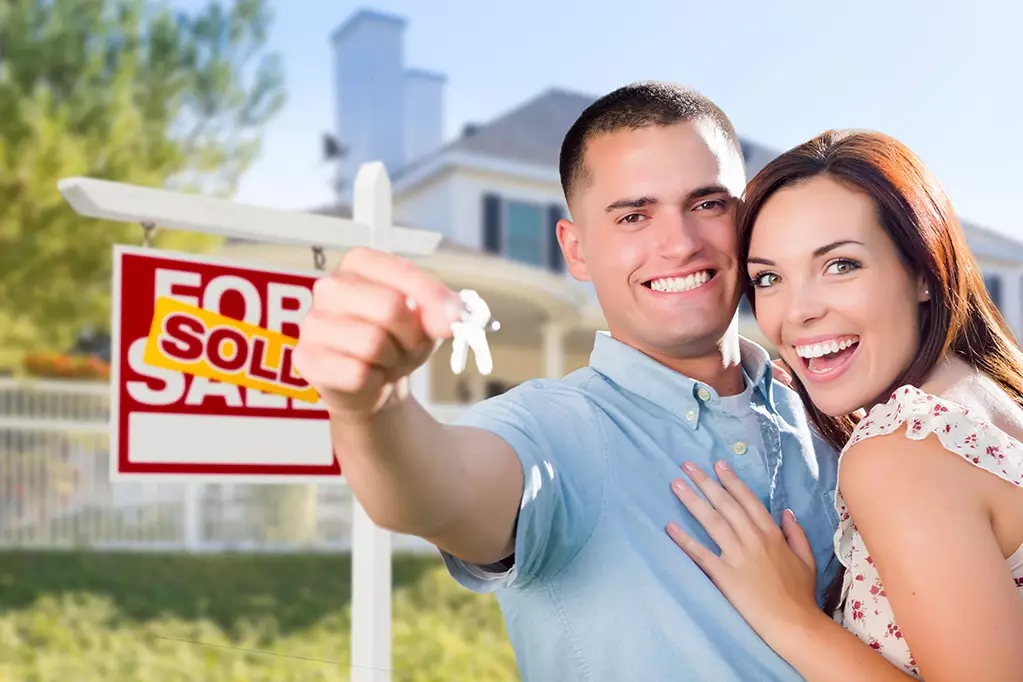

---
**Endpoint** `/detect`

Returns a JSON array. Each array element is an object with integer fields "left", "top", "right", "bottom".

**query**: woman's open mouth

[{"left": 793, "top": 335, "right": 860, "bottom": 381}]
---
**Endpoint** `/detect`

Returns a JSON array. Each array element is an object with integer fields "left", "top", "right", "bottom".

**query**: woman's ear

[{"left": 918, "top": 276, "right": 931, "bottom": 302}]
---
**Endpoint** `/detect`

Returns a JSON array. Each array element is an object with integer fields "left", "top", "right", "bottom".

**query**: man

[{"left": 294, "top": 81, "right": 839, "bottom": 681}]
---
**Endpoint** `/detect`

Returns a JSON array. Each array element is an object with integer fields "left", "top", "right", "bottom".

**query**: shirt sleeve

[{"left": 438, "top": 379, "right": 607, "bottom": 593}]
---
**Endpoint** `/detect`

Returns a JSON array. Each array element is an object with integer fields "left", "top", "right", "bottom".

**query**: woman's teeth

[{"left": 794, "top": 336, "right": 859, "bottom": 359}]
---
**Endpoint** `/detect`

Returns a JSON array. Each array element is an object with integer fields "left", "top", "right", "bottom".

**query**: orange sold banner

[{"left": 143, "top": 296, "right": 320, "bottom": 404}]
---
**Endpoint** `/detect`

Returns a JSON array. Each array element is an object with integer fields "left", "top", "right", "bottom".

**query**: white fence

[{"left": 0, "top": 377, "right": 459, "bottom": 553}]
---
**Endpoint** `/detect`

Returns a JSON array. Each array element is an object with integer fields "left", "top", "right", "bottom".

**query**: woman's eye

[
  {"left": 825, "top": 259, "right": 860, "bottom": 275},
  {"left": 750, "top": 272, "right": 779, "bottom": 289}
]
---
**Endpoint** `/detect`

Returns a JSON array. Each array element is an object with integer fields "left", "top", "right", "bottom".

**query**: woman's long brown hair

[{"left": 736, "top": 129, "right": 1023, "bottom": 613}]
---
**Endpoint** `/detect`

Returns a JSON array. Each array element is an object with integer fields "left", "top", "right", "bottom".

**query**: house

[{"left": 218, "top": 8, "right": 1023, "bottom": 411}]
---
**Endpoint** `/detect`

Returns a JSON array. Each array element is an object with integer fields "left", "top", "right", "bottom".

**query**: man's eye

[{"left": 620, "top": 213, "right": 645, "bottom": 224}]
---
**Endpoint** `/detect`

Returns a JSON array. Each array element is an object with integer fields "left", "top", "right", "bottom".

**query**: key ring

[{"left": 449, "top": 289, "right": 500, "bottom": 376}]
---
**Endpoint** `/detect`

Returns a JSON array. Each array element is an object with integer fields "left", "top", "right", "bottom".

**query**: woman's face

[{"left": 747, "top": 174, "right": 929, "bottom": 416}]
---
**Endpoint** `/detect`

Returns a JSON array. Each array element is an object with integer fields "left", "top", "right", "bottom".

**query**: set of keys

[{"left": 448, "top": 289, "right": 500, "bottom": 376}]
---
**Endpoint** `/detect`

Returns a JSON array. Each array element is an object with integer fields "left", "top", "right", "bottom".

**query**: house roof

[
  {"left": 332, "top": 86, "right": 1022, "bottom": 259},
  {"left": 443, "top": 88, "right": 597, "bottom": 168}
]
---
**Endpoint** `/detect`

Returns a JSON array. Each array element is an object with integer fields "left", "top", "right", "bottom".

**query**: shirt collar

[{"left": 588, "top": 331, "right": 777, "bottom": 427}]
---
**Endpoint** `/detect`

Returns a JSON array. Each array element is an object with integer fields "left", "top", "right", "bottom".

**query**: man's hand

[{"left": 293, "top": 246, "right": 462, "bottom": 417}]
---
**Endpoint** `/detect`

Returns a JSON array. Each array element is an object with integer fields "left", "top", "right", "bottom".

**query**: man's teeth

[
  {"left": 794, "top": 337, "right": 859, "bottom": 359},
  {"left": 648, "top": 271, "right": 711, "bottom": 293}
]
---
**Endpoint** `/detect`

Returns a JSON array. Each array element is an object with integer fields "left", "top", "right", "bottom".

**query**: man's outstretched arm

[
  {"left": 293, "top": 246, "right": 523, "bottom": 566},
  {"left": 329, "top": 394, "right": 524, "bottom": 565}
]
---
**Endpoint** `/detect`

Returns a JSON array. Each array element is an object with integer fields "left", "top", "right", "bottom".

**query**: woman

[{"left": 664, "top": 129, "right": 1023, "bottom": 681}]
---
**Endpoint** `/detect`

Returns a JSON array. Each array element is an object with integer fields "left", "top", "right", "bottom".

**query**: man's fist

[{"left": 293, "top": 247, "right": 461, "bottom": 417}]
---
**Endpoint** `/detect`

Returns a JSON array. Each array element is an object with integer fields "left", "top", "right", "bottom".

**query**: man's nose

[{"left": 657, "top": 213, "right": 703, "bottom": 259}]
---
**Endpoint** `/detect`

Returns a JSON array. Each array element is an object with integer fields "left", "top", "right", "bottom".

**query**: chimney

[
  {"left": 331, "top": 10, "right": 407, "bottom": 203},
  {"left": 403, "top": 69, "right": 446, "bottom": 165},
  {"left": 330, "top": 10, "right": 447, "bottom": 203}
]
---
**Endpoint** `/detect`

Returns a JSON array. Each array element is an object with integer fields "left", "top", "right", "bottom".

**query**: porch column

[
  {"left": 1004, "top": 269, "right": 1023, "bottom": 341},
  {"left": 408, "top": 355, "right": 432, "bottom": 404},
  {"left": 541, "top": 321, "right": 566, "bottom": 379}
]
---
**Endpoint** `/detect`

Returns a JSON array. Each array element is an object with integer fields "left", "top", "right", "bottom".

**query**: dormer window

[{"left": 482, "top": 193, "right": 566, "bottom": 272}]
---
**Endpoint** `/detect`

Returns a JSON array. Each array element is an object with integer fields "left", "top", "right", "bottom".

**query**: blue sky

[{"left": 173, "top": 0, "right": 1022, "bottom": 239}]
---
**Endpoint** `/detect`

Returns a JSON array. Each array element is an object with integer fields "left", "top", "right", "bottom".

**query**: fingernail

[
  {"left": 672, "top": 480, "right": 685, "bottom": 493},
  {"left": 405, "top": 296, "right": 418, "bottom": 311},
  {"left": 716, "top": 460, "right": 730, "bottom": 472},
  {"left": 681, "top": 461, "right": 695, "bottom": 474},
  {"left": 785, "top": 509, "right": 797, "bottom": 522}
]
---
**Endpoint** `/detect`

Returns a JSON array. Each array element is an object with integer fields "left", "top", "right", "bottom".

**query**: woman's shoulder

[
  {"left": 840, "top": 384, "right": 1023, "bottom": 486},
  {"left": 843, "top": 385, "right": 957, "bottom": 452}
]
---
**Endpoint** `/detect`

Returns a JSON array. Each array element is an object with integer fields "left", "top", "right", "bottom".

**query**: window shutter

[
  {"left": 984, "top": 275, "right": 1003, "bottom": 309},
  {"left": 547, "top": 204, "right": 565, "bottom": 272},
  {"left": 482, "top": 194, "right": 501, "bottom": 254}
]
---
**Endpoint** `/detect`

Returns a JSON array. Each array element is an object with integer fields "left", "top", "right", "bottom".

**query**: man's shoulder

[
  {"left": 482, "top": 367, "right": 602, "bottom": 406},
  {"left": 453, "top": 367, "right": 604, "bottom": 430}
]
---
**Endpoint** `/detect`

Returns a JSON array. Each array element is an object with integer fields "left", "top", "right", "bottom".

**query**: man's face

[{"left": 558, "top": 121, "right": 746, "bottom": 360}]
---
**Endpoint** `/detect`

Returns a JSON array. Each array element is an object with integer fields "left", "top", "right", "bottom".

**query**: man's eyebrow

[
  {"left": 603, "top": 185, "right": 734, "bottom": 213},
  {"left": 604, "top": 196, "right": 658, "bottom": 213},
  {"left": 684, "top": 185, "right": 732, "bottom": 203},
  {"left": 747, "top": 240, "right": 865, "bottom": 266}
]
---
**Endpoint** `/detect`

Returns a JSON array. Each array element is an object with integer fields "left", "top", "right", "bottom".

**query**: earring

[{"left": 925, "top": 288, "right": 930, "bottom": 296}]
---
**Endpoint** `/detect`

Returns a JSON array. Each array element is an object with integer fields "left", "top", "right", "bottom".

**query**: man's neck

[{"left": 627, "top": 334, "right": 747, "bottom": 397}]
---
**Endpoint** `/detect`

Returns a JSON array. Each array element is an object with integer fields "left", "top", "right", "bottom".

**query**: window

[
  {"left": 485, "top": 380, "right": 516, "bottom": 398},
  {"left": 506, "top": 201, "right": 544, "bottom": 266},
  {"left": 984, "top": 274, "right": 1002, "bottom": 309},
  {"left": 481, "top": 193, "right": 566, "bottom": 272}
]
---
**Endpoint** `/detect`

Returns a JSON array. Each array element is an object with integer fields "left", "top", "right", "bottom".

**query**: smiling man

[{"left": 293, "top": 81, "right": 840, "bottom": 681}]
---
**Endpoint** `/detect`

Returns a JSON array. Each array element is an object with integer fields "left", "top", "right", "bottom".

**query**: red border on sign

[{"left": 113, "top": 246, "right": 341, "bottom": 478}]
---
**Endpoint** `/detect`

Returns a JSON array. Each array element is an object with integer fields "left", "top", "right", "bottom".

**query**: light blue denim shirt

[{"left": 442, "top": 332, "right": 840, "bottom": 682}]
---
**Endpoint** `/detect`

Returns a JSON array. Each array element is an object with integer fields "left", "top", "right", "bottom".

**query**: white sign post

[
  {"left": 58, "top": 161, "right": 439, "bottom": 682},
  {"left": 349, "top": 163, "right": 394, "bottom": 682}
]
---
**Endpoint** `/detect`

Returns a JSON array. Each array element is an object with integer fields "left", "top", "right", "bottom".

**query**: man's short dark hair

[{"left": 559, "top": 81, "right": 743, "bottom": 204}]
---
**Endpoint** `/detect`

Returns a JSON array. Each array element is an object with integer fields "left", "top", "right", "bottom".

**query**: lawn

[{"left": 0, "top": 551, "right": 518, "bottom": 681}]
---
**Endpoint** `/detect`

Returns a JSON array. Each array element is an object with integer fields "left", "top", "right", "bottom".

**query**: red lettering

[
  {"left": 279, "top": 346, "right": 309, "bottom": 388},
  {"left": 160, "top": 314, "right": 205, "bottom": 361},
  {"left": 248, "top": 338, "right": 278, "bottom": 381},
  {"left": 208, "top": 328, "right": 248, "bottom": 372}
]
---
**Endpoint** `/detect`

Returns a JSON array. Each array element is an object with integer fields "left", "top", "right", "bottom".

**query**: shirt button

[
  {"left": 732, "top": 441, "right": 748, "bottom": 455},
  {"left": 697, "top": 388, "right": 711, "bottom": 401},
  {"left": 686, "top": 409, "right": 696, "bottom": 422}
]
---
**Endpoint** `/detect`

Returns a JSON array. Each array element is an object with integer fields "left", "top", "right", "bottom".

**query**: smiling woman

[{"left": 664, "top": 128, "right": 1023, "bottom": 682}]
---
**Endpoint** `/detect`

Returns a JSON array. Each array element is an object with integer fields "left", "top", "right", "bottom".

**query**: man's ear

[{"left": 557, "top": 217, "right": 590, "bottom": 282}]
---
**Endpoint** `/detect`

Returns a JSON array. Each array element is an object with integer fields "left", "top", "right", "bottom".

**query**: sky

[{"left": 172, "top": 0, "right": 1022, "bottom": 240}]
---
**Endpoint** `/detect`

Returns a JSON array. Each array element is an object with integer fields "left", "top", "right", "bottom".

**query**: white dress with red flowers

[{"left": 833, "top": 384, "right": 1023, "bottom": 679}]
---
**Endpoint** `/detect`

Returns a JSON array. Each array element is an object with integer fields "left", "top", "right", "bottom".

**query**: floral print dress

[{"left": 833, "top": 384, "right": 1023, "bottom": 679}]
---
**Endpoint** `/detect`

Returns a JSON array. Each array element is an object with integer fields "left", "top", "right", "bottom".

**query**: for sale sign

[{"left": 111, "top": 245, "right": 341, "bottom": 482}]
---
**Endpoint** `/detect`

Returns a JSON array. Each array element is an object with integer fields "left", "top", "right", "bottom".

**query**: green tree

[{"left": 0, "top": 0, "right": 286, "bottom": 370}]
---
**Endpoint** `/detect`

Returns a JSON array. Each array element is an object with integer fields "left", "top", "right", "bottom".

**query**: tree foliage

[{"left": 0, "top": 0, "right": 286, "bottom": 369}]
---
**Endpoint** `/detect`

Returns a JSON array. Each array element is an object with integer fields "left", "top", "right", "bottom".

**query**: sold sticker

[{"left": 143, "top": 296, "right": 319, "bottom": 404}]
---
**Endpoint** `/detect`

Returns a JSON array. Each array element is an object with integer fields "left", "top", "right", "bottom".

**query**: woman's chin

[{"left": 802, "top": 386, "right": 864, "bottom": 418}]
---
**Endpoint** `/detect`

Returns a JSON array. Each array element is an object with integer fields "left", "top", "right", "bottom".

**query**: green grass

[{"left": 0, "top": 551, "right": 518, "bottom": 681}]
